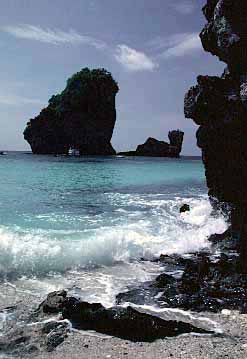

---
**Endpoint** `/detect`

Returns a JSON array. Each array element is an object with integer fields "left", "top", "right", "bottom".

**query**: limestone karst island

[
  {"left": 24, "top": 67, "right": 184, "bottom": 158},
  {"left": 24, "top": 68, "right": 119, "bottom": 155}
]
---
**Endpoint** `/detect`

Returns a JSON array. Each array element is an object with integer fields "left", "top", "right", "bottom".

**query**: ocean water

[{"left": 0, "top": 152, "right": 227, "bottom": 307}]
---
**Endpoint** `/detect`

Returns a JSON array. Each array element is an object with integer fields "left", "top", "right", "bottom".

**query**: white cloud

[
  {"left": 171, "top": 1, "right": 196, "bottom": 15},
  {"left": 114, "top": 45, "right": 157, "bottom": 72},
  {"left": 2, "top": 24, "right": 106, "bottom": 49},
  {"left": 3, "top": 25, "right": 159, "bottom": 72},
  {"left": 0, "top": 94, "right": 45, "bottom": 106},
  {"left": 150, "top": 33, "right": 201, "bottom": 60}
]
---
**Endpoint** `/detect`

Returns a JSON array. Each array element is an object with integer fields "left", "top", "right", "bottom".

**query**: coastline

[
  {"left": 1, "top": 227, "right": 247, "bottom": 358},
  {"left": 1, "top": 0, "right": 247, "bottom": 357},
  {"left": 2, "top": 294, "right": 245, "bottom": 359},
  {"left": 0, "top": 154, "right": 245, "bottom": 358},
  {"left": 34, "top": 311, "right": 247, "bottom": 359},
  {"left": 2, "top": 284, "right": 247, "bottom": 359}
]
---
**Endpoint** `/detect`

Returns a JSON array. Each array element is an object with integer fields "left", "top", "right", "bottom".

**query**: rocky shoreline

[
  {"left": 34, "top": 315, "right": 247, "bottom": 359},
  {"left": 118, "top": 232, "right": 247, "bottom": 313},
  {"left": 1, "top": 223, "right": 247, "bottom": 358},
  {"left": 2, "top": 0, "right": 247, "bottom": 357}
]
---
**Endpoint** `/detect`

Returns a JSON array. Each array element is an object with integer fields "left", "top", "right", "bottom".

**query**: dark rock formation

[
  {"left": 118, "top": 130, "right": 184, "bottom": 158},
  {"left": 117, "top": 251, "right": 247, "bottom": 314},
  {"left": 24, "top": 68, "right": 119, "bottom": 155},
  {"left": 42, "top": 321, "right": 70, "bottom": 352},
  {"left": 184, "top": 0, "right": 247, "bottom": 272},
  {"left": 180, "top": 204, "right": 190, "bottom": 213},
  {"left": 0, "top": 311, "right": 70, "bottom": 356},
  {"left": 168, "top": 130, "right": 184, "bottom": 155},
  {"left": 38, "top": 290, "right": 67, "bottom": 314},
  {"left": 208, "top": 227, "right": 238, "bottom": 251},
  {"left": 136, "top": 137, "right": 176, "bottom": 157},
  {"left": 154, "top": 273, "right": 176, "bottom": 288},
  {"left": 37, "top": 291, "right": 213, "bottom": 342}
]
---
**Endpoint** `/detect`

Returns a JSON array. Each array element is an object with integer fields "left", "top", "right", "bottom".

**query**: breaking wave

[{"left": 0, "top": 195, "right": 227, "bottom": 278}]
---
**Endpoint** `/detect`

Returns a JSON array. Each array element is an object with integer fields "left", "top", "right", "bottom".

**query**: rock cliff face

[
  {"left": 168, "top": 130, "right": 184, "bottom": 155},
  {"left": 24, "top": 68, "right": 119, "bottom": 155},
  {"left": 118, "top": 130, "right": 184, "bottom": 158},
  {"left": 184, "top": 0, "right": 247, "bottom": 271}
]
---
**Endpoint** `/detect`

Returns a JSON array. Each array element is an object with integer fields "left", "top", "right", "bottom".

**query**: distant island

[
  {"left": 118, "top": 130, "right": 184, "bottom": 158},
  {"left": 24, "top": 68, "right": 119, "bottom": 155},
  {"left": 24, "top": 67, "right": 184, "bottom": 158}
]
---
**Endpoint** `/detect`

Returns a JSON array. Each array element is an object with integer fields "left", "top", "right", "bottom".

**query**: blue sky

[{"left": 0, "top": 0, "right": 224, "bottom": 154}]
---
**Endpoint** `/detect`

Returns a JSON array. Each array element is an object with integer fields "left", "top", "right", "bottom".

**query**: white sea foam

[{"left": 0, "top": 196, "right": 227, "bottom": 278}]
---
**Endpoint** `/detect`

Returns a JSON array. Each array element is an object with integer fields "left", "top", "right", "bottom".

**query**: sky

[{"left": 0, "top": 0, "right": 225, "bottom": 155}]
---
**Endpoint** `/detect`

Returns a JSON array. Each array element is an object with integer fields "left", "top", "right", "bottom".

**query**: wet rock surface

[
  {"left": 179, "top": 204, "right": 190, "bottom": 213},
  {"left": 0, "top": 279, "right": 221, "bottom": 358},
  {"left": 117, "top": 245, "right": 247, "bottom": 314},
  {"left": 0, "top": 306, "right": 71, "bottom": 356},
  {"left": 24, "top": 68, "right": 119, "bottom": 155},
  {"left": 1, "top": 230, "right": 247, "bottom": 357},
  {"left": 38, "top": 292, "right": 213, "bottom": 342},
  {"left": 38, "top": 290, "right": 67, "bottom": 314}
]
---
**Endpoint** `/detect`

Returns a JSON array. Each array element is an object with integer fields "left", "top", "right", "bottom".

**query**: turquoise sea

[{"left": 0, "top": 153, "right": 227, "bottom": 307}]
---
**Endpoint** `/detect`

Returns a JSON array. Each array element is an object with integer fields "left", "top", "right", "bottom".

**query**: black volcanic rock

[
  {"left": 36, "top": 292, "right": 212, "bottom": 341},
  {"left": 117, "top": 251, "right": 247, "bottom": 314},
  {"left": 24, "top": 68, "right": 119, "bottom": 155},
  {"left": 118, "top": 130, "right": 184, "bottom": 158},
  {"left": 184, "top": 0, "right": 247, "bottom": 272},
  {"left": 63, "top": 302, "right": 213, "bottom": 341},
  {"left": 38, "top": 290, "right": 67, "bottom": 314},
  {"left": 180, "top": 204, "right": 190, "bottom": 213}
]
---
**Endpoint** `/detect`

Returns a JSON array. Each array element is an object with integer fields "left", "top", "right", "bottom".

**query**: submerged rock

[
  {"left": 184, "top": 0, "right": 247, "bottom": 272},
  {"left": 118, "top": 130, "right": 184, "bottom": 158},
  {"left": 24, "top": 68, "right": 119, "bottom": 155},
  {"left": 180, "top": 204, "right": 190, "bottom": 213}
]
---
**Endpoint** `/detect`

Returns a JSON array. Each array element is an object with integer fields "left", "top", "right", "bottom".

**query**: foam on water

[
  {"left": 0, "top": 155, "right": 229, "bottom": 307},
  {"left": 0, "top": 195, "right": 227, "bottom": 278},
  {"left": 0, "top": 155, "right": 229, "bottom": 349}
]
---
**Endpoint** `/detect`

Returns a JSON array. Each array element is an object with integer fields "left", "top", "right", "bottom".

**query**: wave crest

[{"left": 0, "top": 197, "right": 227, "bottom": 278}]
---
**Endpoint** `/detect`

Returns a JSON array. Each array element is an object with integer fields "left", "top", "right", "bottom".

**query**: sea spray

[
  {"left": 0, "top": 196, "right": 227, "bottom": 278},
  {"left": 0, "top": 154, "right": 228, "bottom": 308}
]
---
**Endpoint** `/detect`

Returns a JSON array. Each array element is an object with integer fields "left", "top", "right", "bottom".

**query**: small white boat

[{"left": 68, "top": 148, "right": 80, "bottom": 156}]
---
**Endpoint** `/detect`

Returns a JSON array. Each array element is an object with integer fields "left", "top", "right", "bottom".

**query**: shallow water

[{"left": 0, "top": 153, "right": 227, "bottom": 308}]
